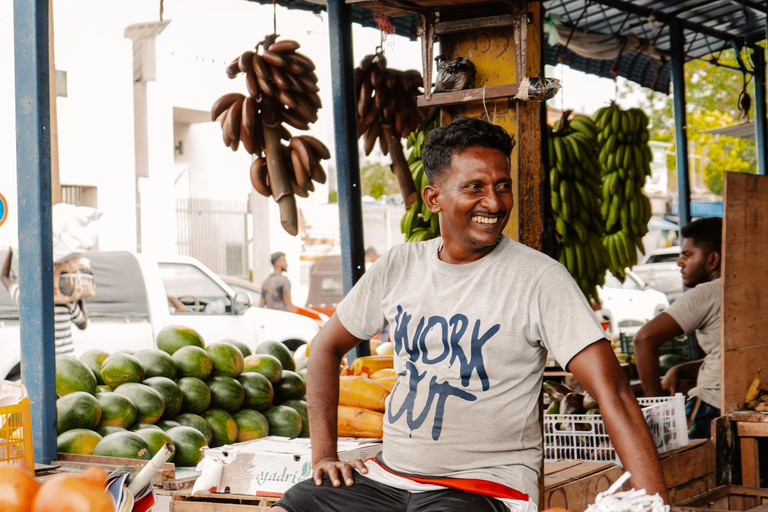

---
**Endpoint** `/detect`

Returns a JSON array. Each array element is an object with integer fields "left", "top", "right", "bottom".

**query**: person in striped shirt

[{"left": 2, "top": 248, "right": 88, "bottom": 355}]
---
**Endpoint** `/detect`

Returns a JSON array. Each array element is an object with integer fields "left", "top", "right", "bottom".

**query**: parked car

[
  {"left": 219, "top": 274, "right": 328, "bottom": 329},
  {"left": 306, "top": 255, "right": 344, "bottom": 317},
  {"left": 631, "top": 246, "right": 683, "bottom": 302},
  {"left": 0, "top": 251, "right": 320, "bottom": 380},
  {"left": 597, "top": 268, "right": 670, "bottom": 336}
]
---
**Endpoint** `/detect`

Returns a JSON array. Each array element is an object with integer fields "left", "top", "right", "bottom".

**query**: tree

[{"left": 359, "top": 161, "right": 401, "bottom": 199}]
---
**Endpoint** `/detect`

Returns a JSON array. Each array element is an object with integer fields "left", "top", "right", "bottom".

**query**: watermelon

[
  {"left": 173, "top": 346, "right": 213, "bottom": 380},
  {"left": 175, "top": 413, "right": 213, "bottom": 446},
  {"left": 134, "top": 349, "right": 178, "bottom": 380},
  {"left": 282, "top": 399, "right": 309, "bottom": 437},
  {"left": 166, "top": 426, "right": 207, "bottom": 466},
  {"left": 224, "top": 339, "right": 252, "bottom": 358},
  {"left": 155, "top": 419, "right": 181, "bottom": 431},
  {"left": 134, "top": 428, "right": 174, "bottom": 461},
  {"left": 273, "top": 371, "right": 306, "bottom": 404},
  {"left": 57, "top": 392, "right": 101, "bottom": 434},
  {"left": 80, "top": 349, "right": 109, "bottom": 385},
  {"left": 203, "top": 409, "right": 238, "bottom": 447},
  {"left": 238, "top": 372, "right": 274, "bottom": 412},
  {"left": 114, "top": 383, "right": 165, "bottom": 424},
  {"left": 100, "top": 353, "right": 145, "bottom": 390},
  {"left": 131, "top": 423, "right": 163, "bottom": 432},
  {"left": 295, "top": 358, "right": 309, "bottom": 371},
  {"left": 255, "top": 341, "right": 295, "bottom": 372},
  {"left": 297, "top": 368, "right": 307, "bottom": 384},
  {"left": 263, "top": 405, "right": 302, "bottom": 439},
  {"left": 157, "top": 326, "right": 205, "bottom": 355},
  {"left": 207, "top": 376, "right": 245, "bottom": 414},
  {"left": 56, "top": 355, "right": 97, "bottom": 396},
  {"left": 96, "top": 425, "right": 127, "bottom": 437},
  {"left": 57, "top": 429, "right": 102, "bottom": 455},
  {"left": 243, "top": 354, "right": 283, "bottom": 384},
  {"left": 96, "top": 392, "right": 137, "bottom": 429},
  {"left": 143, "top": 376, "right": 184, "bottom": 420},
  {"left": 233, "top": 409, "right": 269, "bottom": 442},
  {"left": 178, "top": 377, "right": 211, "bottom": 415},
  {"left": 94, "top": 431, "right": 152, "bottom": 460},
  {"left": 206, "top": 343, "right": 245, "bottom": 378},
  {"left": 95, "top": 385, "right": 112, "bottom": 394}
]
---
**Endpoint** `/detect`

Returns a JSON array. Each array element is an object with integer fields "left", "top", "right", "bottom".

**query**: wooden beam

[
  {"left": 417, "top": 84, "right": 520, "bottom": 108},
  {"left": 434, "top": 14, "right": 515, "bottom": 35}
]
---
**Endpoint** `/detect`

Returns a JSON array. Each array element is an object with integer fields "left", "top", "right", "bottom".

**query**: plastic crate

[
  {"left": 0, "top": 398, "right": 34, "bottom": 470},
  {"left": 619, "top": 333, "right": 704, "bottom": 361},
  {"left": 544, "top": 393, "right": 689, "bottom": 463}
]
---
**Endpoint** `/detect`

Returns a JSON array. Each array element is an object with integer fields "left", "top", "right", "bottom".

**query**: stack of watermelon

[{"left": 55, "top": 326, "right": 309, "bottom": 466}]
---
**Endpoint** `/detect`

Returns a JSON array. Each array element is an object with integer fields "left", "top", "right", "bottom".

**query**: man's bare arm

[
  {"left": 75, "top": 299, "right": 88, "bottom": 330},
  {"left": 633, "top": 313, "right": 684, "bottom": 397},
  {"left": 569, "top": 339, "right": 669, "bottom": 502},
  {"left": 283, "top": 294, "right": 296, "bottom": 313},
  {"left": 661, "top": 360, "right": 703, "bottom": 395},
  {"left": 1, "top": 249, "right": 13, "bottom": 291},
  {"left": 306, "top": 314, "right": 368, "bottom": 486}
]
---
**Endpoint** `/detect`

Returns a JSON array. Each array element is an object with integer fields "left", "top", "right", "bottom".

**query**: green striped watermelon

[
  {"left": 224, "top": 339, "right": 251, "bottom": 358},
  {"left": 206, "top": 343, "right": 245, "bottom": 378},
  {"left": 173, "top": 346, "right": 213, "bottom": 380},
  {"left": 94, "top": 431, "right": 152, "bottom": 460},
  {"left": 96, "top": 392, "right": 137, "bottom": 429},
  {"left": 238, "top": 372, "right": 274, "bottom": 412},
  {"left": 178, "top": 377, "right": 211, "bottom": 415},
  {"left": 255, "top": 341, "right": 295, "bottom": 372},
  {"left": 174, "top": 413, "right": 213, "bottom": 446},
  {"left": 207, "top": 376, "right": 244, "bottom": 414},
  {"left": 114, "top": 383, "right": 165, "bottom": 424},
  {"left": 243, "top": 354, "right": 283, "bottom": 384},
  {"left": 143, "top": 376, "right": 184, "bottom": 420},
  {"left": 57, "top": 429, "right": 102, "bottom": 455},
  {"left": 297, "top": 369, "right": 307, "bottom": 384},
  {"left": 57, "top": 392, "right": 101, "bottom": 434},
  {"left": 96, "top": 425, "right": 127, "bottom": 437},
  {"left": 273, "top": 371, "right": 306, "bottom": 404},
  {"left": 233, "top": 409, "right": 269, "bottom": 442},
  {"left": 281, "top": 399, "right": 309, "bottom": 437},
  {"left": 134, "top": 350, "right": 178, "bottom": 381},
  {"left": 295, "top": 358, "right": 309, "bottom": 372},
  {"left": 157, "top": 326, "right": 205, "bottom": 355},
  {"left": 166, "top": 426, "right": 207, "bottom": 467},
  {"left": 203, "top": 409, "right": 238, "bottom": 447},
  {"left": 80, "top": 349, "right": 109, "bottom": 386},
  {"left": 263, "top": 405, "right": 302, "bottom": 439},
  {"left": 56, "top": 355, "right": 98, "bottom": 396},
  {"left": 95, "top": 385, "right": 112, "bottom": 394},
  {"left": 100, "top": 353, "right": 145, "bottom": 390},
  {"left": 155, "top": 420, "right": 181, "bottom": 431},
  {"left": 131, "top": 423, "right": 163, "bottom": 432},
  {"left": 134, "top": 428, "right": 174, "bottom": 461}
]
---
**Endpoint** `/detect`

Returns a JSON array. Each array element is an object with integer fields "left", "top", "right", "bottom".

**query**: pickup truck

[{"left": 0, "top": 251, "right": 320, "bottom": 380}]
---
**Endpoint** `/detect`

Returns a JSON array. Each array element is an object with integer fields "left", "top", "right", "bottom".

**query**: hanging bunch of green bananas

[
  {"left": 401, "top": 107, "right": 440, "bottom": 242},
  {"left": 593, "top": 102, "right": 654, "bottom": 278},
  {"left": 548, "top": 112, "right": 610, "bottom": 301}
]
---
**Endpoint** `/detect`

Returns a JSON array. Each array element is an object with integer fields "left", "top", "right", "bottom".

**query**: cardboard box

[
  {"left": 215, "top": 436, "right": 382, "bottom": 496},
  {"left": 543, "top": 461, "right": 623, "bottom": 512}
]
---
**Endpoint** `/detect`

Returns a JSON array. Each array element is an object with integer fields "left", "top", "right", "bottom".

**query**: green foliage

[
  {"left": 360, "top": 162, "right": 400, "bottom": 199},
  {"left": 328, "top": 190, "right": 337, "bottom": 203}
]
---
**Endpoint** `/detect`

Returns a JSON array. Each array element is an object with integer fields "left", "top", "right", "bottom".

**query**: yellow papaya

[
  {"left": 339, "top": 376, "right": 390, "bottom": 412},
  {"left": 352, "top": 355, "right": 393, "bottom": 376},
  {"left": 371, "top": 375, "right": 397, "bottom": 392},
  {"left": 370, "top": 368, "right": 396, "bottom": 379},
  {"left": 337, "top": 405, "right": 383, "bottom": 438}
]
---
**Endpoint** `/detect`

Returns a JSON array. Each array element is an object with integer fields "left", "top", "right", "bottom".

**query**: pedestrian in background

[{"left": 261, "top": 251, "right": 295, "bottom": 313}]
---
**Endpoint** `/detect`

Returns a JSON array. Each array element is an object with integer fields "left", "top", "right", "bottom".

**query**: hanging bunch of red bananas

[
  {"left": 355, "top": 52, "right": 425, "bottom": 207},
  {"left": 210, "top": 34, "right": 330, "bottom": 236}
]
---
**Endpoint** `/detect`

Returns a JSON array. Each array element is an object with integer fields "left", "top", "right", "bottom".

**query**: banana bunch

[
  {"left": 549, "top": 112, "right": 609, "bottom": 301},
  {"left": 210, "top": 34, "right": 329, "bottom": 236},
  {"left": 401, "top": 108, "right": 440, "bottom": 243},
  {"left": 356, "top": 52, "right": 425, "bottom": 208},
  {"left": 593, "top": 103, "right": 654, "bottom": 277},
  {"left": 744, "top": 370, "right": 768, "bottom": 411}
]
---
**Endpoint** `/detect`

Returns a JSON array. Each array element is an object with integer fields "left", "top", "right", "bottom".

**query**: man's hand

[
  {"left": 661, "top": 360, "right": 703, "bottom": 396},
  {"left": 661, "top": 366, "right": 680, "bottom": 395},
  {"left": 313, "top": 456, "right": 368, "bottom": 487},
  {"left": 633, "top": 313, "right": 683, "bottom": 397}
]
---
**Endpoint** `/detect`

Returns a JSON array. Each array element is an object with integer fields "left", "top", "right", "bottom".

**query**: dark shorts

[
  {"left": 686, "top": 398, "right": 720, "bottom": 440},
  {"left": 272, "top": 473, "right": 509, "bottom": 512}
]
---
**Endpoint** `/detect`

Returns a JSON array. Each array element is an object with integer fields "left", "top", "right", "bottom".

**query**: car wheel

[
  {"left": 282, "top": 339, "right": 305, "bottom": 352},
  {"left": 6, "top": 363, "right": 21, "bottom": 382}
]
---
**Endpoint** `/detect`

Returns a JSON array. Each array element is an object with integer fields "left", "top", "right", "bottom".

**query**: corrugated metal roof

[{"left": 703, "top": 120, "right": 758, "bottom": 139}]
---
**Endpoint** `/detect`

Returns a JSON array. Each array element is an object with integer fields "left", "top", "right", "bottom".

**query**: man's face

[
  {"left": 428, "top": 146, "right": 513, "bottom": 261},
  {"left": 276, "top": 256, "right": 287, "bottom": 272},
  {"left": 677, "top": 238, "right": 711, "bottom": 287}
]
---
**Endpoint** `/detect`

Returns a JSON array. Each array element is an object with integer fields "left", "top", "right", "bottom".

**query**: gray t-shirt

[
  {"left": 261, "top": 273, "right": 291, "bottom": 311},
  {"left": 336, "top": 236, "right": 606, "bottom": 503},
  {"left": 664, "top": 278, "right": 721, "bottom": 409}
]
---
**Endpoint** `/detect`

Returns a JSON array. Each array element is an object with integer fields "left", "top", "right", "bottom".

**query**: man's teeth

[{"left": 472, "top": 216, "right": 498, "bottom": 224}]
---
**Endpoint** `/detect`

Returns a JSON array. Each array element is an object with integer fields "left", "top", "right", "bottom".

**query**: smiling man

[
  {"left": 270, "top": 117, "right": 667, "bottom": 512},
  {"left": 633, "top": 216, "right": 722, "bottom": 439}
]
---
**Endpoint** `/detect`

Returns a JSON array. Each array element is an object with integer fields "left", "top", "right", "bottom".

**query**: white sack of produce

[
  {"left": 583, "top": 472, "right": 668, "bottom": 512},
  {"left": 52, "top": 203, "right": 102, "bottom": 263}
]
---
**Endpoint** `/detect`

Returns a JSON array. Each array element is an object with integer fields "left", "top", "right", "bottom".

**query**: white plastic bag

[{"left": 52, "top": 204, "right": 102, "bottom": 263}]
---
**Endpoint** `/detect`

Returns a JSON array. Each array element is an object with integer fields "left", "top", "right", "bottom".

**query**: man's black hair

[
  {"left": 270, "top": 251, "right": 286, "bottom": 265},
  {"left": 422, "top": 117, "right": 514, "bottom": 184},
  {"left": 681, "top": 217, "right": 722, "bottom": 255}
]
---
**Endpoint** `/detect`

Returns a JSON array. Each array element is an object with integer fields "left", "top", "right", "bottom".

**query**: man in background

[
  {"left": 633, "top": 216, "right": 722, "bottom": 439},
  {"left": 261, "top": 251, "right": 295, "bottom": 313}
]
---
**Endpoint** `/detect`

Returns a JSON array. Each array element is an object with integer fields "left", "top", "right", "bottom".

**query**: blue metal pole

[
  {"left": 753, "top": 46, "right": 767, "bottom": 176},
  {"left": 14, "top": 0, "right": 57, "bottom": 464},
  {"left": 670, "top": 18, "right": 692, "bottom": 228},
  {"left": 327, "top": 0, "right": 370, "bottom": 362}
]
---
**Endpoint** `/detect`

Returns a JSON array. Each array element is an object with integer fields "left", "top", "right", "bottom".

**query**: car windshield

[
  {"left": 159, "top": 263, "right": 232, "bottom": 314},
  {"left": 647, "top": 253, "right": 680, "bottom": 264},
  {"left": 604, "top": 272, "right": 643, "bottom": 290}
]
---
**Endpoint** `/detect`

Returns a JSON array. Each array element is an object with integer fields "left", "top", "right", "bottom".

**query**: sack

[
  {"left": 52, "top": 204, "right": 102, "bottom": 263},
  {"left": 53, "top": 256, "right": 96, "bottom": 305}
]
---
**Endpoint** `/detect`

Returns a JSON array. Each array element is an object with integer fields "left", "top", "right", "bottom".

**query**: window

[
  {"left": 647, "top": 252, "right": 680, "bottom": 264},
  {"left": 159, "top": 263, "right": 231, "bottom": 314},
  {"left": 320, "top": 277, "right": 343, "bottom": 297}
]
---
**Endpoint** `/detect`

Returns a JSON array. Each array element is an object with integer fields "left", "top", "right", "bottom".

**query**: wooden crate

[
  {"left": 657, "top": 439, "right": 716, "bottom": 504},
  {"left": 543, "top": 461, "right": 623, "bottom": 512},
  {"left": 672, "top": 485, "right": 768, "bottom": 512},
  {"left": 52, "top": 452, "right": 175, "bottom": 486},
  {"left": 170, "top": 489, "right": 278, "bottom": 512}
]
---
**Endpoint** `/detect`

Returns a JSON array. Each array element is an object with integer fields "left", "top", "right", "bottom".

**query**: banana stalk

[
  {"left": 382, "top": 124, "right": 419, "bottom": 208},
  {"left": 262, "top": 95, "right": 298, "bottom": 235}
]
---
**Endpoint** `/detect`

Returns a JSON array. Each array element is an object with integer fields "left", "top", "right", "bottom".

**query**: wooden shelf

[{"left": 417, "top": 83, "right": 519, "bottom": 108}]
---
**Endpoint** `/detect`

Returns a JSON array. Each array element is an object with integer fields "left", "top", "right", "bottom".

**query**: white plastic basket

[{"left": 543, "top": 393, "right": 689, "bottom": 463}]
